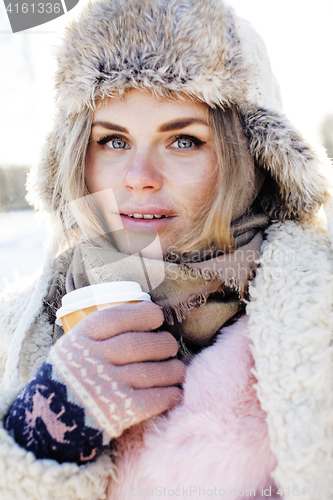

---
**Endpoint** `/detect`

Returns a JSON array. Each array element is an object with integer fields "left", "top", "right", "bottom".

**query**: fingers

[
  {"left": 102, "top": 386, "right": 184, "bottom": 440},
  {"left": 136, "top": 386, "right": 184, "bottom": 417},
  {"left": 97, "top": 331, "right": 179, "bottom": 364},
  {"left": 116, "top": 359, "right": 186, "bottom": 389},
  {"left": 76, "top": 301, "right": 164, "bottom": 340}
]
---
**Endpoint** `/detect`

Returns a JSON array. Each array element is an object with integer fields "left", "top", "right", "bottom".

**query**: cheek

[
  {"left": 85, "top": 147, "right": 123, "bottom": 229},
  {"left": 176, "top": 159, "right": 217, "bottom": 214},
  {"left": 85, "top": 147, "right": 119, "bottom": 194}
]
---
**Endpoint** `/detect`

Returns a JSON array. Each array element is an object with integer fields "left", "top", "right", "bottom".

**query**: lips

[
  {"left": 125, "top": 214, "right": 173, "bottom": 219},
  {"left": 119, "top": 209, "right": 176, "bottom": 231}
]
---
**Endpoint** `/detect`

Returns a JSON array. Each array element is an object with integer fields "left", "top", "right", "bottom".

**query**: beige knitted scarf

[{"left": 61, "top": 210, "right": 269, "bottom": 350}]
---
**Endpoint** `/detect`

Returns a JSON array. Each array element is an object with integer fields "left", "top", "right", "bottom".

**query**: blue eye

[
  {"left": 177, "top": 139, "right": 193, "bottom": 148},
  {"left": 169, "top": 135, "right": 205, "bottom": 150},
  {"left": 97, "top": 135, "right": 130, "bottom": 149},
  {"left": 110, "top": 139, "right": 127, "bottom": 149}
]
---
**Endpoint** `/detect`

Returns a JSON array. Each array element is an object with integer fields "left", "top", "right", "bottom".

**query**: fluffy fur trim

[
  {"left": 54, "top": 0, "right": 246, "bottom": 113},
  {"left": 27, "top": 0, "right": 332, "bottom": 220},
  {"left": 240, "top": 107, "right": 331, "bottom": 220},
  {"left": 247, "top": 216, "right": 333, "bottom": 494}
]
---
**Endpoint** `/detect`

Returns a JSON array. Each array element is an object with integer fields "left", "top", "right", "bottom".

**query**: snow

[{"left": 0, "top": 210, "right": 48, "bottom": 292}]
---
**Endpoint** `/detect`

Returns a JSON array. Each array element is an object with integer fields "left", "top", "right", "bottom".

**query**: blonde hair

[{"left": 52, "top": 102, "right": 251, "bottom": 253}]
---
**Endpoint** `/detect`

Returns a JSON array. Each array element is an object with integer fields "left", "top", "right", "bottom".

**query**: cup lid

[{"left": 56, "top": 281, "right": 151, "bottom": 323}]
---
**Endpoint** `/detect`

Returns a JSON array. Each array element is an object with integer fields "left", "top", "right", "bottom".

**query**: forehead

[{"left": 93, "top": 89, "right": 210, "bottom": 123}]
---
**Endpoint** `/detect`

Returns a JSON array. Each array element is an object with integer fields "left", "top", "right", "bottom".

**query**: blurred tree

[
  {"left": 0, "top": 166, "right": 30, "bottom": 211},
  {"left": 320, "top": 115, "right": 333, "bottom": 159}
]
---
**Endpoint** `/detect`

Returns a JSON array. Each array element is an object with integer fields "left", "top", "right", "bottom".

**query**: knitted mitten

[{"left": 5, "top": 302, "right": 185, "bottom": 464}]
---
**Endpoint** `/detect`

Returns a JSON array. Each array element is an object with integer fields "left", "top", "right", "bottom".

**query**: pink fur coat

[{"left": 107, "top": 315, "right": 278, "bottom": 499}]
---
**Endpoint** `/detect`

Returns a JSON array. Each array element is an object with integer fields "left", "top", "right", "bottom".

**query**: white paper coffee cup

[{"left": 56, "top": 281, "right": 151, "bottom": 333}]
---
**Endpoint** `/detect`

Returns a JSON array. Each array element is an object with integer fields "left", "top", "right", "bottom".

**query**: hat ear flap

[{"left": 239, "top": 106, "right": 331, "bottom": 220}]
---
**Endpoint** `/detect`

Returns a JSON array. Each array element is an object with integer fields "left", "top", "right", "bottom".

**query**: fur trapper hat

[{"left": 27, "top": 0, "right": 331, "bottom": 220}]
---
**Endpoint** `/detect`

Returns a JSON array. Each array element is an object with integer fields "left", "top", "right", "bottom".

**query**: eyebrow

[
  {"left": 91, "top": 118, "right": 209, "bottom": 134},
  {"left": 158, "top": 118, "right": 209, "bottom": 132},
  {"left": 92, "top": 121, "right": 129, "bottom": 133}
]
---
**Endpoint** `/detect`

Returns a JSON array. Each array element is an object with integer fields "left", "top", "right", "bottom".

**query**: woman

[{"left": 1, "top": 0, "right": 333, "bottom": 498}]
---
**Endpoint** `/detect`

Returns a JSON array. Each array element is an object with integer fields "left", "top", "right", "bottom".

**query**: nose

[{"left": 124, "top": 149, "right": 163, "bottom": 192}]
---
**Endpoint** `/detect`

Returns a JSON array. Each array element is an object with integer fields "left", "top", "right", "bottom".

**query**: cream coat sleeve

[{"left": 0, "top": 276, "right": 115, "bottom": 500}]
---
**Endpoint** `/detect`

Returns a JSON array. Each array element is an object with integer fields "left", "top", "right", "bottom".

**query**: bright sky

[{"left": 0, "top": 0, "right": 332, "bottom": 165}]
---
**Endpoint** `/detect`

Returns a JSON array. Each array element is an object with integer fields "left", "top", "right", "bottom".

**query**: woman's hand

[
  {"left": 51, "top": 301, "right": 185, "bottom": 434},
  {"left": 5, "top": 302, "right": 185, "bottom": 464}
]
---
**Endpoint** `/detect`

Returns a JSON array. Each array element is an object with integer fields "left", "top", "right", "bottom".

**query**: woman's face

[{"left": 86, "top": 90, "right": 217, "bottom": 256}]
